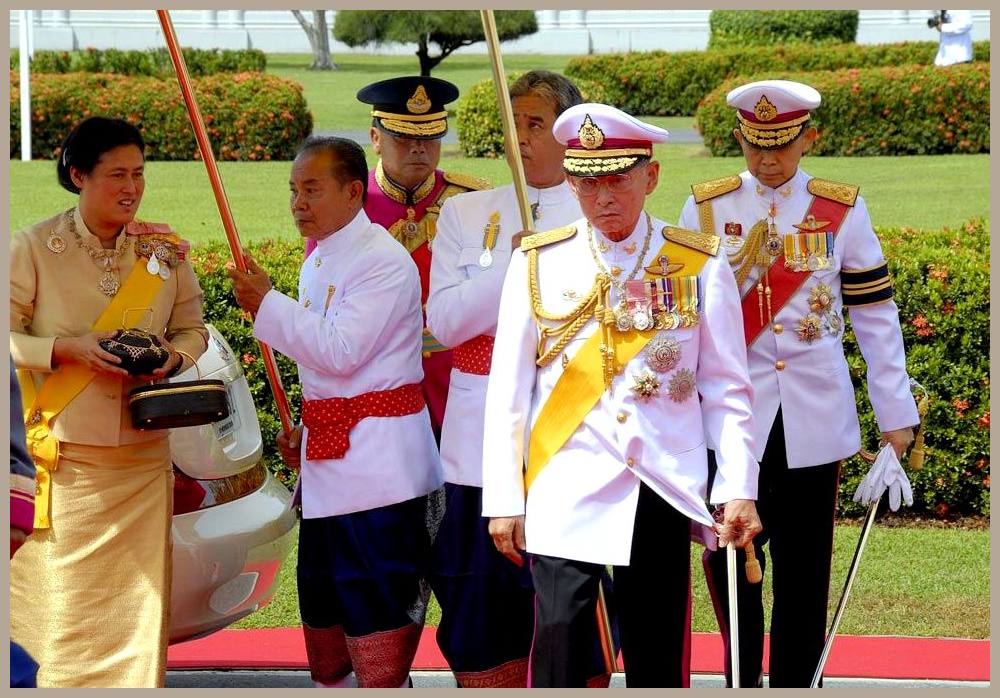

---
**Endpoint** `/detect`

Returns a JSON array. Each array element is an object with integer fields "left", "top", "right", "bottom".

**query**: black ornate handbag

[
  {"left": 99, "top": 328, "right": 170, "bottom": 376},
  {"left": 117, "top": 339, "right": 231, "bottom": 430},
  {"left": 128, "top": 378, "right": 229, "bottom": 430}
]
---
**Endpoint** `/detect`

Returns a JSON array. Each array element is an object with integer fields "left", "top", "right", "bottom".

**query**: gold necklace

[
  {"left": 587, "top": 213, "right": 653, "bottom": 332},
  {"left": 68, "top": 211, "right": 132, "bottom": 296}
]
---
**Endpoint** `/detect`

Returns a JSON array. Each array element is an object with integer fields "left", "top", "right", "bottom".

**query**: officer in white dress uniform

[
  {"left": 678, "top": 80, "right": 919, "bottom": 687},
  {"left": 933, "top": 10, "right": 974, "bottom": 66},
  {"left": 426, "top": 71, "right": 616, "bottom": 688},
  {"left": 229, "top": 136, "right": 441, "bottom": 689},
  {"left": 482, "top": 103, "right": 762, "bottom": 687}
]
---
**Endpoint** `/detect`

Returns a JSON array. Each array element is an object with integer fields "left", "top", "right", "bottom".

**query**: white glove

[{"left": 853, "top": 443, "right": 913, "bottom": 512}]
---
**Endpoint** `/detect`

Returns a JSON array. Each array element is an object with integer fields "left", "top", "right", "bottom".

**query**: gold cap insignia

[
  {"left": 578, "top": 114, "right": 605, "bottom": 150},
  {"left": 406, "top": 85, "right": 432, "bottom": 115},
  {"left": 754, "top": 95, "right": 778, "bottom": 122}
]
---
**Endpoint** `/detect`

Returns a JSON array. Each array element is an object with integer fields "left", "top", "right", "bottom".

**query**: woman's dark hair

[{"left": 57, "top": 117, "right": 145, "bottom": 195}]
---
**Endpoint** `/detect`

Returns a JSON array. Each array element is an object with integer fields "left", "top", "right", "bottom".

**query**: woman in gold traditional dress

[{"left": 9, "top": 117, "right": 208, "bottom": 687}]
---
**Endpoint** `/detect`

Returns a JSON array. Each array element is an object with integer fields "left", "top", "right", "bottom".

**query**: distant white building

[{"left": 9, "top": 10, "right": 992, "bottom": 55}]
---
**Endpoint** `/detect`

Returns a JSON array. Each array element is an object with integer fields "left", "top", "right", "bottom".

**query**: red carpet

[{"left": 167, "top": 627, "right": 989, "bottom": 681}]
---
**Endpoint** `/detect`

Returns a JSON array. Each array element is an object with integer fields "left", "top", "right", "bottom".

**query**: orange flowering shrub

[
  {"left": 564, "top": 40, "right": 989, "bottom": 117},
  {"left": 839, "top": 218, "right": 989, "bottom": 517},
  {"left": 10, "top": 70, "right": 312, "bottom": 161},
  {"left": 696, "top": 62, "right": 989, "bottom": 156}
]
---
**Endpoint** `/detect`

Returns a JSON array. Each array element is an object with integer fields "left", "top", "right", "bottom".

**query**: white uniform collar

[{"left": 313, "top": 208, "right": 372, "bottom": 257}]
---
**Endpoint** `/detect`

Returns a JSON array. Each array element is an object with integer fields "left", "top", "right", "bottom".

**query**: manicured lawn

[
  {"left": 9, "top": 149, "right": 988, "bottom": 240},
  {"left": 267, "top": 53, "right": 581, "bottom": 131},
  {"left": 235, "top": 523, "right": 989, "bottom": 639}
]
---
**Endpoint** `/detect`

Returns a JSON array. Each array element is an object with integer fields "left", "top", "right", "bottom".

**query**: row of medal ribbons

[
  {"left": 615, "top": 276, "right": 700, "bottom": 332},
  {"left": 784, "top": 231, "right": 834, "bottom": 272}
]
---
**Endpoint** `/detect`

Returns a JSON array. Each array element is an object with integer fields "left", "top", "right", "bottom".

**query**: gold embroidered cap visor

[
  {"left": 563, "top": 148, "right": 652, "bottom": 177},
  {"left": 736, "top": 112, "right": 811, "bottom": 150},
  {"left": 372, "top": 111, "right": 449, "bottom": 140},
  {"left": 357, "top": 75, "right": 459, "bottom": 140}
]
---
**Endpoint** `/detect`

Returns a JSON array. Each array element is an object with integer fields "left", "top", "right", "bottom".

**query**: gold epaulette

[
  {"left": 520, "top": 224, "right": 577, "bottom": 252},
  {"left": 691, "top": 175, "right": 742, "bottom": 204},
  {"left": 661, "top": 225, "right": 720, "bottom": 257},
  {"left": 807, "top": 178, "right": 859, "bottom": 207},
  {"left": 442, "top": 171, "right": 493, "bottom": 192}
]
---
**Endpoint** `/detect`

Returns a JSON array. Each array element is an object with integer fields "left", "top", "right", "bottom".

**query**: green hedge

[
  {"left": 189, "top": 240, "right": 304, "bottom": 491},
  {"left": 188, "top": 219, "right": 989, "bottom": 518},
  {"left": 695, "top": 62, "right": 989, "bottom": 156},
  {"left": 839, "top": 218, "right": 989, "bottom": 517},
  {"left": 708, "top": 10, "right": 858, "bottom": 49},
  {"left": 564, "top": 41, "right": 991, "bottom": 117},
  {"left": 456, "top": 71, "right": 612, "bottom": 158},
  {"left": 10, "top": 71, "right": 313, "bottom": 161},
  {"left": 10, "top": 47, "right": 266, "bottom": 76}
]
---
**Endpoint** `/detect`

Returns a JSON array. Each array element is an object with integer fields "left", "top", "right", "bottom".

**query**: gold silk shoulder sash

[{"left": 18, "top": 260, "right": 165, "bottom": 528}]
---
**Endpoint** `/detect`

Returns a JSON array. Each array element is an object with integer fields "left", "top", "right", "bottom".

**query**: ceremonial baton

[
  {"left": 813, "top": 378, "right": 930, "bottom": 687},
  {"left": 479, "top": 9, "right": 617, "bottom": 674},
  {"left": 726, "top": 542, "right": 741, "bottom": 688},
  {"left": 810, "top": 495, "right": 879, "bottom": 688},
  {"left": 156, "top": 10, "right": 293, "bottom": 436},
  {"left": 479, "top": 10, "right": 533, "bottom": 229}
]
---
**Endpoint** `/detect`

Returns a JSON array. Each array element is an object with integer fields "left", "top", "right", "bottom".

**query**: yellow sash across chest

[
  {"left": 524, "top": 229, "right": 715, "bottom": 492},
  {"left": 17, "top": 260, "right": 166, "bottom": 529}
]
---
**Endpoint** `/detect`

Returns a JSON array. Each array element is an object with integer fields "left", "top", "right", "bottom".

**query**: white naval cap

[
  {"left": 727, "top": 80, "right": 821, "bottom": 149},
  {"left": 553, "top": 102, "right": 669, "bottom": 176}
]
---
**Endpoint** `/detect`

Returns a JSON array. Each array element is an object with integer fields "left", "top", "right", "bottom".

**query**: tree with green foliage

[{"left": 333, "top": 10, "right": 537, "bottom": 76}]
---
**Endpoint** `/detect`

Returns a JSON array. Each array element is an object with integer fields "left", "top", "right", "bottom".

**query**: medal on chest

[
  {"left": 403, "top": 208, "right": 419, "bottom": 239},
  {"left": 479, "top": 211, "right": 501, "bottom": 268}
]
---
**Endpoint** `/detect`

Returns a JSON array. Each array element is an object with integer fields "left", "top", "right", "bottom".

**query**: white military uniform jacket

[
  {"left": 254, "top": 209, "right": 442, "bottom": 519},
  {"left": 482, "top": 212, "right": 758, "bottom": 566},
  {"left": 679, "top": 169, "right": 919, "bottom": 469},
  {"left": 935, "top": 10, "right": 974, "bottom": 66},
  {"left": 427, "top": 181, "right": 582, "bottom": 487}
]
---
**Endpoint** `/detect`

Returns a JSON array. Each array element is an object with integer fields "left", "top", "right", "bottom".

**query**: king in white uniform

[
  {"left": 678, "top": 80, "right": 919, "bottom": 688},
  {"left": 425, "top": 71, "right": 607, "bottom": 688},
  {"left": 482, "top": 103, "right": 762, "bottom": 687}
]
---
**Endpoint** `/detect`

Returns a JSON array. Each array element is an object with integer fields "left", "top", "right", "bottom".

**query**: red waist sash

[
  {"left": 302, "top": 383, "right": 425, "bottom": 460},
  {"left": 452, "top": 334, "right": 495, "bottom": 375}
]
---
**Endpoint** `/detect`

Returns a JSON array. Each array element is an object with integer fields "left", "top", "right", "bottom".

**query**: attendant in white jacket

[
  {"left": 229, "top": 136, "right": 441, "bottom": 689},
  {"left": 678, "top": 80, "right": 918, "bottom": 688}
]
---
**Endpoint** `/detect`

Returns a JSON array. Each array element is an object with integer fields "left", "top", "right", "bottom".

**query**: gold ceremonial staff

[
  {"left": 155, "top": 10, "right": 293, "bottom": 436},
  {"left": 478, "top": 9, "right": 617, "bottom": 676}
]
